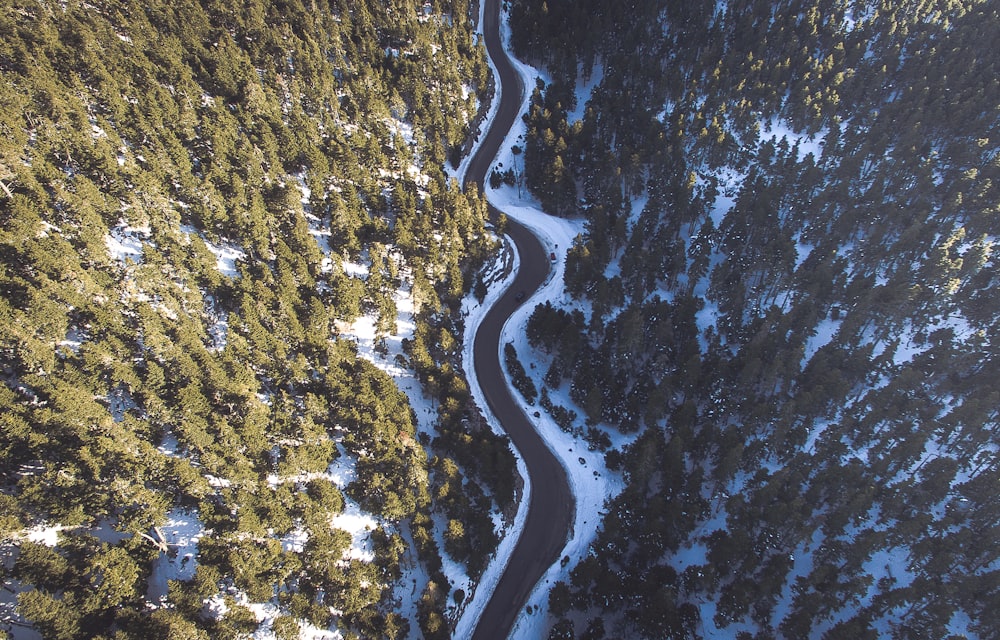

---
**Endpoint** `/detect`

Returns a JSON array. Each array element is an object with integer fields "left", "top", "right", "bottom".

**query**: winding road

[{"left": 462, "top": 0, "right": 574, "bottom": 638}]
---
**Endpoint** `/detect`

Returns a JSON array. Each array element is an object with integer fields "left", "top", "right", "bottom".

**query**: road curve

[{"left": 462, "top": 0, "right": 574, "bottom": 638}]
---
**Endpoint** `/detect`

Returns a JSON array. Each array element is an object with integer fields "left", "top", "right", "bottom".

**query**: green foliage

[
  {"left": 522, "top": 78, "right": 580, "bottom": 215},
  {"left": 271, "top": 616, "right": 300, "bottom": 640},
  {"left": 403, "top": 311, "right": 517, "bottom": 575},
  {"left": 11, "top": 533, "right": 150, "bottom": 639},
  {"left": 1, "top": 0, "right": 496, "bottom": 637},
  {"left": 16, "top": 589, "right": 81, "bottom": 640},
  {"left": 504, "top": 342, "right": 537, "bottom": 404},
  {"left": 416, "top": 580, "right": 451, "bottom": 640},
  {"left": 138, "top": 608, "right": 210, "bottom": 640}
]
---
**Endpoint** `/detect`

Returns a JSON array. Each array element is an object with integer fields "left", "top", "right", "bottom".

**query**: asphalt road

[{"left": 462, "top": 0, "right": 574, "bottom": 638}]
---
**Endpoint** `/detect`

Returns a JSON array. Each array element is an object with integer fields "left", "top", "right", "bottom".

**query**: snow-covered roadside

[
  {"left": 452, "top": 239, "right": 528, "bottom": 638},
  {"left": 454, "top": 7, "right": 632, "bottom": 638},
  {"left": 446, "top": 2, "right": 503, "bottom": 188},
  {"left": 448, "top": 4, "right": 531, "bottom": 633},
  {"left": 335, "top": 271, "right": 474, "bottom": 623},
  {"left": 491, "top": 181, "right": 630, "bottom": 639}
]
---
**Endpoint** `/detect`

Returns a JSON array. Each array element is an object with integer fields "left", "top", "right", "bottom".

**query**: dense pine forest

[
  {"left": 0, "top": 1, "right": 517, "bottom": 638},
  {"left": 509, "top": 0, "right": 1000, "bottom": 638}
]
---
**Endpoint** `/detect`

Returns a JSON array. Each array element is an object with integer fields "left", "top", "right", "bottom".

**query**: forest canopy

[
  {"left": 509, "top": 0, "right": 1000, "bottom": 638},
  {"left": 0, "top": 1, "right": 514, "bottom": 638}
]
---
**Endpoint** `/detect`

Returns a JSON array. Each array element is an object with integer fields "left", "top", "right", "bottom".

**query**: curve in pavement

[{"left": 462, "top": 0, "right": 574, "bottom": 638}]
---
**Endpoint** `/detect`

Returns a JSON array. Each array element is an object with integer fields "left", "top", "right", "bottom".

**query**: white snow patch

[
  {"left": 794, "top": 236, "right": 814, "bottom": 269},
  {"left": 146, "top": 509, "right": 206, "bottom": 604},
  {"left": 245, "top": 597, "right": 343, "bottom": 640},
  {"left": 695, "top": 300, "right": 720, "bottom": 352},
  {"left": 180, "top": 225, "right": 245, "bottom": 278},
  {"left": 768, "top": 529, "right": 824, "bottom": 630},
  {"left": 342, "top": 260, "right": 369, "bottom": 279},
  {"left": 710, "top": 193, "right": 735, "bottom": 226},
  {"left": 158, "top": 431, "right": 180, "bottom": 458},
  {"left": 295, "top": 172, "right": 312, "bottom": 209},
  {"left": 330, "top": 502, "right": 377, "bottom": 563},
  {"left": 890, "top": 321, "right": 928, "bottom": 366},
  {"left": 204, "top": 240, "right": 245, "bottom": 279},
  {"left": 761, "top": 117, "right": 826, "bottom": 162},
  {"left": 947, "top": 610, "right": 978, "bottom": 639},
  {"left": 308, "top": 218, "right": 333, "bottom": 258},
  {"left": 208, "top": 316, "right": 229, "bottom": 351},
  {"left": 281, "top": 527, "right": 309, "bottom": 554},
  {"left": 568, "top": 61, "right": 604, "bottom": 124},
  {"left": 59, "top": 324, "right": 87, "bottom": 354},
  {"left": 107, "top": 385, "right": 136, "bottom": 422},
  {"left": 106, "top": 222, "right": 149, "bottom": 264},
  {"left": 23, "top": 524, "right": 72, "bottom": 547},
  {"left": 803, "top": 317, "right": 843, "bottom": 363},
  {"left": 206, "top": 475, "right": 231, "bottom": 489},
  {"left": 390, "top": 118, "right": 416, "bottom": 146}
]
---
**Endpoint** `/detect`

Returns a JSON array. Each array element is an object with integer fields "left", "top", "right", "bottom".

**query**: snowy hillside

[
  {"left": 0, "top": 1, "right": 512, "bottom": 639},
  {"left": 504, "top": 0, "right": 1000, "bottom": 637}
]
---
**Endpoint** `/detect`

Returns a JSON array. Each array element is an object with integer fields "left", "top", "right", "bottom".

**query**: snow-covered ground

[
  {"left": 106, "top": 221, "right": 148, "bottom": 264},
  {"left": 760, "top": 116, "right": 826, "bottom": 162},
  {"left": 179, "top": 225, "right": 245, "bottom": 278},
  {"left": 146, "top": 509, "right": 206, "bottom": 603},
  {"left": 335, "top": 270, "right": 480, "bottom": 614}
]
